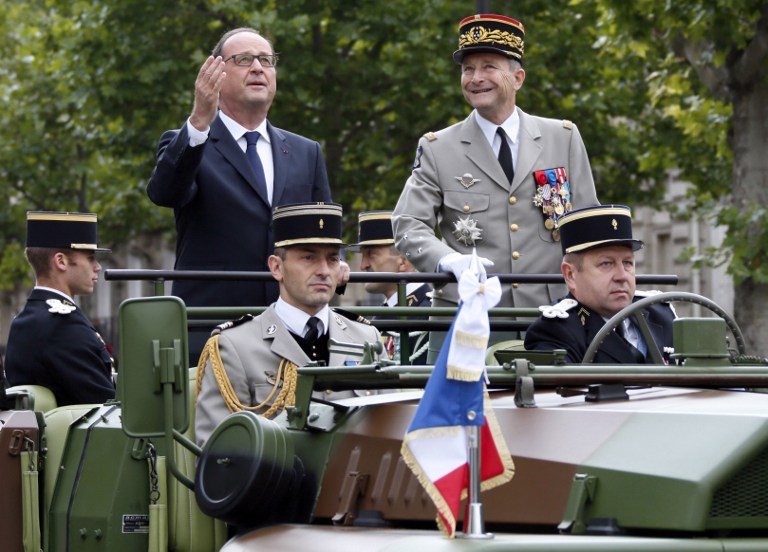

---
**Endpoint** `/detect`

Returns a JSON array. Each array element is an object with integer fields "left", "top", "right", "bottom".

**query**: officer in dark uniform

[
  {"left": 355, "top": 210, "right": 431, "bottom": 365},
  {"left": 524, "top": 205, "right": 675, "bottom": 363},
  {"left": 5, "top": 212, "right": 115, "bottom": 406}
]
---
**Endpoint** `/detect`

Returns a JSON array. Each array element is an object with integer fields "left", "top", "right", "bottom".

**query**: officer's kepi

[
  {"left": 272, "top": 202, "right": 345, "bottom": 248},
  {"left": 557, "top": 204, "right": 644, "bottom": 255},
  {"left": 348, "top": 210, "right": 394, "bottom": 252},
  {"left": 26, "top": 211, "right": 110, "bottom": 252},
  {"left": 453, "top": 13, "right": 525, "bottom": 64}
]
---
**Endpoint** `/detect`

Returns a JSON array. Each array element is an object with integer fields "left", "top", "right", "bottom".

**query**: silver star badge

[
  {"left": 452, "top": 215, "right": 483, "bottom": 246},
  {"left": 455, "top": 173, "right": 480, "bottom": 189}
]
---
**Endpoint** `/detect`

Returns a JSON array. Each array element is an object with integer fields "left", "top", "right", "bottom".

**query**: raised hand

[{"left": 189, "top": 56, "right": 227, "bottom": 132}]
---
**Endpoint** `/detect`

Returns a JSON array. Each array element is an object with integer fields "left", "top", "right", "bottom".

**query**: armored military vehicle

[{"left": 3, "top": 282, "right": 768, "bottom": 551}]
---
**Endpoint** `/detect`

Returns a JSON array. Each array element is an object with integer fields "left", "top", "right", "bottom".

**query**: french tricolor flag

[{"left": 401, "top": 253, "right": 515, "bottom": 537}]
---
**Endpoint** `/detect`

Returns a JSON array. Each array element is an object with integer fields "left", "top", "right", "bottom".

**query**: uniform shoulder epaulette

[
  {"left": 423, "top": 131, "right": 438, "bottom": 142},
  {"left": 562, "top": 119, "right": 573, "bottom": 130},
  {"left": 210, "top": 314, "right": 254, "bottom": 336},
  {"left": 332, "top": 307, "right": 372, "bottom": 325},
  {"left": 539, "top": 298, "right": 578, "bottom": 319},
  {"left": 46, "top": 298, "right": 77, "bottom": 314}
]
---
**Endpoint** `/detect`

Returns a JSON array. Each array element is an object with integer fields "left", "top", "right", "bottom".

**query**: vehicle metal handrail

[
  {"left": 298, "top": 363, "right": 768, "bottom": 390},
  {"left": 105, "top": 269, "right": 678, "bottom": 286},
  {"left": 105, "top": 269, "right": 679, "bottom": 364}
]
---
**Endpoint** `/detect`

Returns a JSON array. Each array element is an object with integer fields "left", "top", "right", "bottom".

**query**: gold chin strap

[{"left": 196, "top": 334, "right": 299, "bottom": 419}]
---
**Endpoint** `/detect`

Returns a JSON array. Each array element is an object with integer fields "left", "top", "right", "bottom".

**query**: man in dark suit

[
  {"left": 5, "top": 212, "right": 115, "bottom": 406},
  {"left": 355, "top": 210, "right": 431, "bottom": 365},
  {"left": 147, "top": 27, "right": 331, "bottom": 308},
  {"left": 524, "top": 205, "right": 676, "bottom": 363}
]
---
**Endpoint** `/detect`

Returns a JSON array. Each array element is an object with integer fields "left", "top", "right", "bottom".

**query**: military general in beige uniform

[
  {"left": 393, "top": 14, "right": 599, "bottom": 358},
  {"left": 195, "top": 202, "right": 382, "bottom": 445}
]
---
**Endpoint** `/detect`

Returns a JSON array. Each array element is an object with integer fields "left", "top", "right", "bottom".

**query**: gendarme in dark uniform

[
  {"left": 355, "top": 210, "right": 431, "bottom": 365},
  {"left": 5, "top": 212, "right": 115, "bottom": 406},
  {"left": 524, "top": 205, "right": 675, "bottom": 363}
]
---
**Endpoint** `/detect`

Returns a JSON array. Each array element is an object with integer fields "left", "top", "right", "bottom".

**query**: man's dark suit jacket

[
  {"left": 147, "top": 115, "right": 331, "bottom": 307},
  {"left": 5, "top": 289, "right": 115, "bottom": 406},
  {"left": 524, "top": 293, "right": 676, "bottom": 364}
]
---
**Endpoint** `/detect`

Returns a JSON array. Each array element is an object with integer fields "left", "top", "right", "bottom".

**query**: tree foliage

[
  {"left": 1, "top": 0, "right": 766, "bottom": 349},
  {"left": 591, "top": 0, "right": 768, "bottom": 352}
]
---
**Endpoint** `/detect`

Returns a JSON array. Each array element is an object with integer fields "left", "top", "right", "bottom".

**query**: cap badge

[
  {"left": 452, "top": 215, "right": 483, "bottom": 246},
  {"left": 319, "top": 218, "right": 324, "bottom": 229},
  {"left": 46, "top": 298, "right": 76, "bottom": 314},
  {"left": 612, "top": 218, "right": 618, "bottom": 231},
  {"left": 456, "top": 173, "right": 480, "bottom": 189}
]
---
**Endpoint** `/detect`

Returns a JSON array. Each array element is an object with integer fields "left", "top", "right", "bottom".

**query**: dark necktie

[
  {"left": 496, "top": 127, "right": 514, "bottom": 184},
  {"left": 244, "top": 131, "right": 269, "bottom": 203},
  {"left": 304, "top": 316, "right": 322, "bottom": 342}
]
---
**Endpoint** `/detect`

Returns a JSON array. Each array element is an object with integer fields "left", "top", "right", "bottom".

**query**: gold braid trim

[{"left": 196, "top": 335, "right": 299, "bottom": 418}]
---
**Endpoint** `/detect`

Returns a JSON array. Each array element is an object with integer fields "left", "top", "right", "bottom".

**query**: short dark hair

[
  {"left": 24, "top": 247, "right": 83, "bottom": 278},
  {"left": 212, "top": 27, "right": 274, "bottom": 58},
  {"left": 25, "top": 247, "right": 58, "bottom": 278}
]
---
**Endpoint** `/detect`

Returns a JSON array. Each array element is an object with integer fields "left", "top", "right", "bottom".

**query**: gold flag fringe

[{"left": 400, "top": 388, "right": 515, "bottom": 538}]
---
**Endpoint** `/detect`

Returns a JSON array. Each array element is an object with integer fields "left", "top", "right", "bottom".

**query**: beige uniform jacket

[
  {"left": 195, "top": 305, "right": 382, "bottom": 445},
  {"left": 393, "top": 108, "right": 599, "bottom": 309}
]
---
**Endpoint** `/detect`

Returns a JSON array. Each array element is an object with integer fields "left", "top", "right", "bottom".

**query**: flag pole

[{"left": 460, "top": 424, "right": 494, "bottom": 539}]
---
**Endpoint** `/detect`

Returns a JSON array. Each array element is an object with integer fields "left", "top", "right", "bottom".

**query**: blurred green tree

[{"left": 0, "top": 0, "right": 765, "bottom": 351}]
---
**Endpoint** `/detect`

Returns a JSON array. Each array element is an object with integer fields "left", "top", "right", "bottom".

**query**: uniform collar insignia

[
  {"left": 46, "top": 298, "right": 76, "bottom": 314},
  {"left": 577, "top": 306, "right": 590, "bottom": 326},
  {"left": 267, "top": 324, "right": 277, "bottom": 335}
]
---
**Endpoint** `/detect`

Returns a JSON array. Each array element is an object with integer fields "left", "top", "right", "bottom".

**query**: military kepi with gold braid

[
  {"left": 453, "top": 13, "right": 525, "bottom": 64},
  {"left": 355, "top": 210, "right": 395, "bottom": 247},
  {"left": 26, "top": 211, "right": 110, "bottom": 252},
  {"left": 558, "top": 204, "right": 644, "bottom": 255},
  {"left": 272, "top": 202, "right": 345, "bottom": 248}
]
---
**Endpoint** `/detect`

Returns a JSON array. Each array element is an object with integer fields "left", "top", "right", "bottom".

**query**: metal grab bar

[
  {"left": 104, "top": 269, "right": 678, "bottom": 365},
  {"left": 105, "top": 269, "right": 678, "bottom": 286}
]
